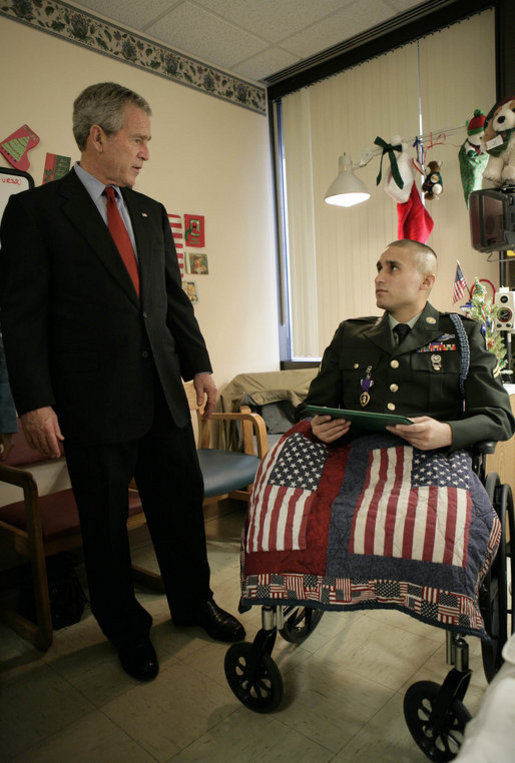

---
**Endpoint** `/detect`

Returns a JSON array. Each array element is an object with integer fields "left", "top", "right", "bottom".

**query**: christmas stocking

[{"left": 397, "top": 183, "right": 434, "bottom": 243}]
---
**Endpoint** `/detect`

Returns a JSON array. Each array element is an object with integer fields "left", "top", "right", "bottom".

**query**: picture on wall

[
  {"left": 184, "top": 214, "right": 205, "bottom": 247},
  {"left": 186, "top": 252, "right": 208, "bottom": 275},
  {"left": 0, "top": 124, "right": 40, "bottom": 171},
  {"left": 43, "top": 153, "right": 71, "bottom": 184},
  {"left": 182, "top": 280, "right": 198, "bottom": 303},
  {"left": 0, "top": 167, "right": 34, "bottom": 219}
]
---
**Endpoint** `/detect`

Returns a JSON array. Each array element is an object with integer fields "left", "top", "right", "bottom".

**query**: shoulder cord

[{"left": 449, "top": 313, "right": 470, "bottom": 399}]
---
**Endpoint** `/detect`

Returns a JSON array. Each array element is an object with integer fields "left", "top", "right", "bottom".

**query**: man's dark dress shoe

[
  {"left": 175, "top": 599, "right": 245, "bottom": 642},
  {"left": 118, "top": 638, "right": 159, "bottom": 681}
]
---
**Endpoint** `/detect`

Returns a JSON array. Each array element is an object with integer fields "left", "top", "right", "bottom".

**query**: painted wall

[{"left": 0, "top": 16, "right": 280, "bottom": 392}]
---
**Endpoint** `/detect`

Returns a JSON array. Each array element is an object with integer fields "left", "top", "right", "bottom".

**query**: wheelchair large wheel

[
  {"left": 503, "top": 483, "right": 515, "bottom": 635},
  {"left": 279, "top": 606, "right": 324, "bottom": 644},
  {"left": 224, "top": 642, "right": 283, "bottom": 713},
  {"left": 481, "top": 473, "right": 509, "bottom": 682},
  {"left": 404, "top": 680, "right": 470, "bottom": 761}
]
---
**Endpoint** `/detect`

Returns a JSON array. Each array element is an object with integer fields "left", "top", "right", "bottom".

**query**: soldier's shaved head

[{"left": 385, "top": 239, "right": 437, "bottom": 278}]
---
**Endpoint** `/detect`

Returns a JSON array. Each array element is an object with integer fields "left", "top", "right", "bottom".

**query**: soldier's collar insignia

[{"left": 425, "top": 316, "right": 437, "bottom": 324}]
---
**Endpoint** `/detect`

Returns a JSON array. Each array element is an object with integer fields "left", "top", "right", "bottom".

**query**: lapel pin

[
  {"left": 425, "top": 316, "right": 436, "bottom": 324},
  {"left": 141, "top": 212, "right": 148, "bottom": 218}
]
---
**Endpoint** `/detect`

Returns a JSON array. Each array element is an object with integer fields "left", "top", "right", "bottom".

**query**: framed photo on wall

[
  {"left": 186, "top": 253, "right": 208, "bottom": 275},
  {"left": 182, "top": 280, "right": 199, "bottom": 303}
]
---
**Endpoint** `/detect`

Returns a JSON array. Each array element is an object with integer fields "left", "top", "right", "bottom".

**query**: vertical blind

[{"left": 281, "top": 10, "right": 496, "bottom": 359}]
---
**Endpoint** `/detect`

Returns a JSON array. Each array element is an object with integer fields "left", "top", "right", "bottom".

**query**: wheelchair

[{"left": 224, "top": 441, "right": 514, "bottom": 761}]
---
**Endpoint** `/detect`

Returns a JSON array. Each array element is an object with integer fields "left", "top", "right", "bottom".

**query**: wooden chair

[
  {"left": 0, "top": 427, "right": 161, "bottom": 650},
  {"left": 183, "top": 380, "right": 268, "bottom": 504},
  {"left": 0, "top": 393, "right": 267, "bottom": 650}
]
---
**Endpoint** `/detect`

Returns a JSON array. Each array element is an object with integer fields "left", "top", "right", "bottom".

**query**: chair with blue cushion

[{"left": 183, "top": 380, "right": 268, "bottom": 504}]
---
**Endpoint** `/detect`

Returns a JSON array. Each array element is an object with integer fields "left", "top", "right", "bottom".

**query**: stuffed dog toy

[{"left": 482, "top": 96, "right": 515, "bottom": 188}]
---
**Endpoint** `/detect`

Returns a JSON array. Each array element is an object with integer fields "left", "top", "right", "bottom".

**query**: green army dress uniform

[{"left": 297, "top": 302, "right": 514, "bottom": 450}]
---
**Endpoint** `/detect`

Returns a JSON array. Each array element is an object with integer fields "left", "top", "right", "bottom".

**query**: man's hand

[
  {"left": 311, "top": 414, "right": 351, "bottom": 443},
  {"left": 193, "top": 373, "right": 217, "bottom": 420},
  {"left": 0, "top": 433, "right": 13, "bottom": 461},
  {"left": 387, "top": 416, "right": 452, "bottom": 450},
  {"left": 21, "top": 406, "right": 64, "bottom": 458}
]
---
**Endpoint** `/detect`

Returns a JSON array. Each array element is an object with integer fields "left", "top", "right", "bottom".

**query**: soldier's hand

[
  {"left": 387, "top": 416, "right": 452, "bottom": 450},
  {"left": 311, "top": 414, "right": 350, "bottom": 443},
  {"left": 20, "top": 406, "right": 64, "bottom": 458}
]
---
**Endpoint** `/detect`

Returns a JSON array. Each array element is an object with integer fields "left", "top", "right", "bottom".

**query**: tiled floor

[{"left": 0, "top": 501, "right": 490, "bottom": 762}]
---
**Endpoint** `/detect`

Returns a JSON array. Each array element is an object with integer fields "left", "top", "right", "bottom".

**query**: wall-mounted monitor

[{"left": 469, "top": 188, "right": 515, "bottom": 253}]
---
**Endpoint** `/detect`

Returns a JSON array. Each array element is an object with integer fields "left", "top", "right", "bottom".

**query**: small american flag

[
  {"left": 349, "top": 446, "right": 471, "bottom": 566},
  {"left": 246, "top": 433, "right": 328, "bottom": 553},
  {"left": 168, "top": 213, "right": 185, "bottom": 278},
  {"left": 452, "top": 261, "right": 468, "bottom": 303}
]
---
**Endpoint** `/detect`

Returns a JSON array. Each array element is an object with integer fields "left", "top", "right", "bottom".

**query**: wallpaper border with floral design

[{"left": 1, "top": 0, "right": 267, "bottom": 115}]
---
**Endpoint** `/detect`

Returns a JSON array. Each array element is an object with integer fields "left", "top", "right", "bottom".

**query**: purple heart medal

[{"left": 360, "top": 365, "right": 374, "bottom": 407}]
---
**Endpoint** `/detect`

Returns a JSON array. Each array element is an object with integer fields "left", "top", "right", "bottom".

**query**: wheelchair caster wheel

[
  {"left": 279, "top": 606, "right": 324, "bottom": 644},
  {"left": 404, "top": 680, "right": 470, "bottom": 761},
  {"left": 225, "top": 642, "right": 283, "bottom": 713}
]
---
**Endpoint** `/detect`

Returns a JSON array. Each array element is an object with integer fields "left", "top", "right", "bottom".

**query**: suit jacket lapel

[{"left": 58, "top": 171, "right": 139, "bottom": 307}]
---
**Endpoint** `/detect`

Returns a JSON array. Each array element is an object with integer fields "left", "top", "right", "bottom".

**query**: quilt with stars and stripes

[{"left": 240, "top": 421, "right": 501, "bottom": 637}]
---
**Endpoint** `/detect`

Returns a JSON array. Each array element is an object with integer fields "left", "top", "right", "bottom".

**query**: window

[{"left": 275, "top": 10, "right": 497, "bottom": 361}]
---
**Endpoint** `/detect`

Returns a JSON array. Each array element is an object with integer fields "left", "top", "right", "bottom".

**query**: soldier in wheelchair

[{"left": 226, "top": 239, "right": 514, "bottom": 761}]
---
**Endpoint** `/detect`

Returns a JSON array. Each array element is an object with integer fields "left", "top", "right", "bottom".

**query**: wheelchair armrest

[
  {"left": 473, "top": 440, "right": 497, "bottom": 456},
  {"left": 471, "top": 440, "right": 497, "bottom": 483}
]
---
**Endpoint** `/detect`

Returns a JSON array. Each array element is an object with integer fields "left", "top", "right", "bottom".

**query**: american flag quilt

[{"left": 240, "top": 421, "right": 501, "bottom": 637}]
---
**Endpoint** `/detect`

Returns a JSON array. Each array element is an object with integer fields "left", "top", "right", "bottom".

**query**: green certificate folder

[{"left": 304, "top": 405, "right": 413, "bottom": 432}]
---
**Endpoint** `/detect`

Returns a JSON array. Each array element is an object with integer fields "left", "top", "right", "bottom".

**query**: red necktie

[{"left": 104, "top": 186, "right": 140, "bottom": 297}]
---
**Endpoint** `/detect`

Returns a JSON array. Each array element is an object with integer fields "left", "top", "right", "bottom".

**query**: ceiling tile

[
  {"left": 145, "top": 1, "right": 268, "bottom": 68},
  {"left": 280, "top": 0, "right": 395, "bottom": 58},
  {"left": 74, "top": 0, "right": 176, "bottom": 31},
  {"left": 231, "top": 47, "right": 300, "bottom": 82},
  {"left": 194, "top": 0, "right": 353, "bottom": 43}
]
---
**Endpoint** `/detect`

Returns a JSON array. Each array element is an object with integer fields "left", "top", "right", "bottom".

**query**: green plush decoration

[
  {"left": 458, "top": 109, "right": 489, "bottom": 207},
  {"left": 462, "top": 278, "right": 507, "bottom": 371}
]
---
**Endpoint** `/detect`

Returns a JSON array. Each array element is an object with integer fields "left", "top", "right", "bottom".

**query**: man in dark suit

[
  {"left": 297, "top": 239, "right": 514, "bottom": 448},
  {"left": 0, "top": 82, "right": 244, "bottom": 680},
  {"left": 0, "top": 335, "right": 16, "bottom": 460}
]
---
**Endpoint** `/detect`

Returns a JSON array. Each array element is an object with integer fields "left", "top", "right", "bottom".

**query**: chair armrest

[
  {"left": 0, "top": 462, "right": 38, "bottom": 491},
  {"left": 240, "top": 404, "right": 256, "bottom": 457},
  {"left": 0, "top": 463, "right": 42, "bottom": 540},
  {"left": 203, "top": 410, "right": 268, "bottom": 458}
]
